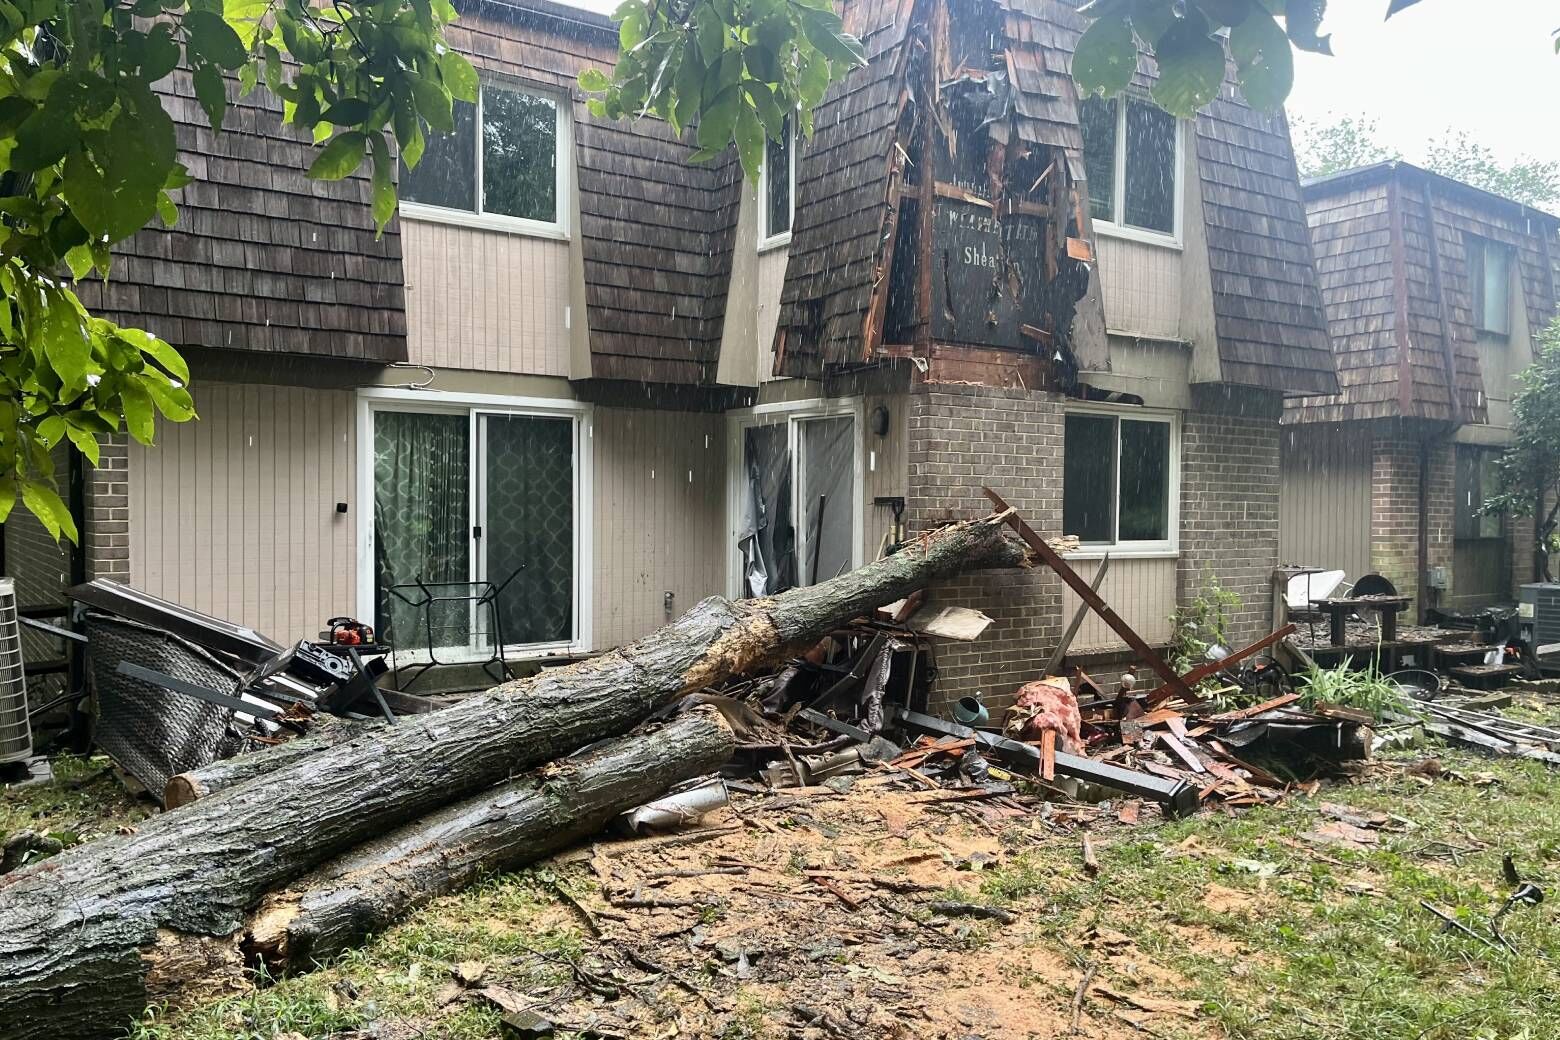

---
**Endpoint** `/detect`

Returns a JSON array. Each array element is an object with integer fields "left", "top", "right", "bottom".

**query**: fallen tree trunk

[
  {"left": 163, "top": 715, "right": 375, "bottom": 808},
  {"left": 0, "top": 514, "right": 1025, "bottom": 1040},
  {"left": 246, "top": 706, "right": 734, "bottom": 975}
]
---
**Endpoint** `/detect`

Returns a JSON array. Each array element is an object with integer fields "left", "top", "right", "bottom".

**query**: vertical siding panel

[
  {"left": 401, "top": 219, "right": 570, "bottom": 377},
  {"left": 1280, "top": 425, "right": 1372, "bottom": 581}
]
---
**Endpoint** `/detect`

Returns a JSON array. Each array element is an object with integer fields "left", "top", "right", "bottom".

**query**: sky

[
  {"left": 1288, "top": 1, "right": 1560, "bottom": 166},
  {"left": 552, "top": 0, "right": 1560, "bottom": 167}
]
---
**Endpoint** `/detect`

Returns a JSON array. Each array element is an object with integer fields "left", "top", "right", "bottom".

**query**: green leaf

[
  {"left": 1283, "top": 0, "right": 1331, "bottom": 55},
  {"left": 120, "top": 381, "right": 155, "bottom": 445},
  {"left": 577, "top": 67, "right": 610, "bottom": 93},
  {"left": 798, "top": 8, "right": 865, "bottom": 66},
  {"left": 322, "top": 98, "right": 372, "bottom": 126},
  {"left": 184, "top": 10, "right": 248, "bottom": 70},
  {"left": 440, "top": 50, "right": 480, "bottom": 103},
  {"left": 0, "top": 478, "right": 15, "bottom": 527},
  {"left": 1149, "top": 15, "right": 1226, "bottom": 115},
  {"left": 64, "top": 420, "right": 100, "bottom": 465},
  {"left": 117, "top": 326, "right": 189, "bottom": 383},
  {"left": 20, "top": 480, "right": 77, "bottom": 543},
  {"left": 64, "top": 245, "right": 94, "bottom": 280},
  {"left": 156, "top": 193, "right": 179, "bottom": 226},
  {"left": 36, "top": 415, "right": 65, "bottom": 446},
  {"left": 192, "top": 62, "right": 227, "bottom": 131},
  {"left": 409, "top": 72, "right": 454, "bottom": 132},
  {"left": 694, "top": 2, "right": 725, "bottom": 64},
  {"left": 138, "top": 372, "right": 196, "bottom": 421},
  {"left": 733, "top": 102, "right": 764, "bottom": 181},
  {"left": 38, "top": 291, "right": 90, "bottom": 390},
  {"left": 368, "top": 133, "right": 396, "bottom": 234},
  {"left": 1230, "top": 8, "right": 1293, "bottom": 111},
  {"left": 142, "top": 23, "right": 182, "bottom": 80},
  {"left": 307, "top": 131, "right": 367, "bottom": 180},
  {"left": 1072, "top": 14, "right": 1137, "bottom": 97},
  {"left": 695, "top": 85, "right": 739, "bottom": 154}
]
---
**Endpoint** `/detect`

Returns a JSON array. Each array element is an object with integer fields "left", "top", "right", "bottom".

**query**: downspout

[{"left": 1418, "top": 436, "right": 1431, "bottom": 623}]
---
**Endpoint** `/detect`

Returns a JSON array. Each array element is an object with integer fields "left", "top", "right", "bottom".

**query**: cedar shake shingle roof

[
  {"left": 1289, "top": 161, "right": 1560, "bottom": 424},
  {"left": 77, "top": 72, "right": 408, "bottom": 363},
  {"left": 772, "top": 0, "right": 1335, "bottom": 395}
]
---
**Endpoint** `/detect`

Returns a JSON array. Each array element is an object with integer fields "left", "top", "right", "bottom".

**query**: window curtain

[
  {"left": 739, "top": 424, "right": 795, "bottom": 597},
  {"left": 374, "top": 411, "right": 470, "bottom": 652},
  {"left": 483, "top": 415, "right": 575, "bottom": 645}
]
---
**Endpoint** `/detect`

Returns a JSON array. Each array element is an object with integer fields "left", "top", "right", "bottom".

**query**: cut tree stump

[
  {"left": 245, "top": 705, "right": 735, "bottom": 975},
  {"left": 0, "top": 513, "right": 1026, "bottom": 1040}
]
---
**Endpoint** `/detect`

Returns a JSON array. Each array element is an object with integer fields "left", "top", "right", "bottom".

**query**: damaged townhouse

[
  {"left": 1281, "top": 161, "right": 1560, "bottom": 622},
  {"left": 3, "top": 0, "right": 1340, "bottom": 714}
]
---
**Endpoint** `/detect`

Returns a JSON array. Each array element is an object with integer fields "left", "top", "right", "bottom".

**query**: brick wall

[
  {"left": 1177, "top": 386, "right": 1283, "bottom": 650},
  {"left": 904, "top": 384, "right": 1065, "bottom": 713},
  {"left": 85, "top": 434, "right": 130, "bottom": 583},
  {"left": 1368, "top": 422, "right": 1453, "bottom": 617}
]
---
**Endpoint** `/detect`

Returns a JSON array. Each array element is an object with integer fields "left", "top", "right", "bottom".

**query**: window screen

[
  {"left": 1079, "top": 96, "right": 1117, "bottom": 224},
  {"left": 400, "top": 99, "right": 477, "bottom": 213},
  {"left": 1474, "top": 240, "right": 1512, "bottom": 336},
  {"left": 1118, "top": 419, "right": 1170, "bottom": 541},
  {"left": 399, "top": 82, "right": 561, "bottom": 227},
  {"left": 764, "top": 119, "right": 793, "bottom": 240},
  {"left": 1123, "top": 101, "right": 1176, "bottom": 233},
  {"left": 1063, "top": 413, "right": 1117, "bottom": 543},
  {"left": 482, "top": 87, "right": 558, "bottom": 223}
]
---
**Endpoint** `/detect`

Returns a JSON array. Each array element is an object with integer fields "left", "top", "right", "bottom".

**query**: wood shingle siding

[
  {"left": 1290, "top": 161, "right": 1560, "bottom": 425},
  {"left": 76, "top": 71, "right": 407, "bottom": 363}
]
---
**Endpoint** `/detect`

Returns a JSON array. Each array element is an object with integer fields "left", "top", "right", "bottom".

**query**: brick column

[
  {"left": 84, "top": 434, "right": 131, "bottom": 583},
  {"left": 1368, "top": 421, "right": 1453, "bottom": 617},
  {"left": 1177, "top": 386, "right": 1282, "bottom": 650},
  {"left": 904, "top": 384, "right": 1066, "bottom": 713}
]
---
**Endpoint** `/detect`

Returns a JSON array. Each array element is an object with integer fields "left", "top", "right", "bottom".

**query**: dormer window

[
  {"left": 759, "top": 117, "right": 795, "bottom": 249},
  {"left": 400, "top": 78, "right": 570, "bottom": 239},
  {"left": 1468, "top": 236, "right": 1513, "bottom": 337},
  {"left": 1079, "top": 95, "right": 1181, "bottom": 245}
]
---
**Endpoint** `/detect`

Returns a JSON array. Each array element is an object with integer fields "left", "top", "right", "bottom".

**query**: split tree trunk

[
  {"left": 246, "top": 706, "right": 734, "bottom": 976},
  {"left": 0, "top": 514, "right": 1025, "bottom": 1040},
  {"left": 163, "top": 715, "right": 375, "bottom": 808}
]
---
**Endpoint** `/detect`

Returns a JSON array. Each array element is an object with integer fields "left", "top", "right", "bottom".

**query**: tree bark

[
  {"left": 0, "top": 514, "right": 1025, "bottom": 1040},
  {"left": 163, "top": 715, "right": 375, "bottom": 808},
  {"left": 245, "top": 706, "right": 734, "bottom": 976}
]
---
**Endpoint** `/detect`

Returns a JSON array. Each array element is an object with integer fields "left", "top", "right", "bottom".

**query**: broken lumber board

[
  {"left": 983, "top": 487, "right": 1195, "bottom": 704},
  {"left": 246, "top": 708, "right": 734, "bottom": 975},
  {"left": 0, "top": 513, "right": 1029, "bottom": 1040},
  {"left": 1154, "top": 624, "right": 1297, "bottom": 705},
  {"left": 1209, "top": 693, "right": 1300, "bottom": 722}
]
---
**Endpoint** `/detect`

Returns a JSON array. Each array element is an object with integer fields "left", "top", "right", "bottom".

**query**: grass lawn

[{"left": 7, "top": 732, "right": 1560, "bottom": 1039}]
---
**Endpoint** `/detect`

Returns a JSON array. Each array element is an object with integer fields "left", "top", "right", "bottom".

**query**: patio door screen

[
  {"left": 372, "top": 406, "right": 578, "bottom": 656},
  {"left": 735, "top": 407, "right": 859, "bottom": 598}
]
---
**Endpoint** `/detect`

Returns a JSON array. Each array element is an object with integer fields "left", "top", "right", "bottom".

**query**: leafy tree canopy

[
  {"left": 1486, "top": 320, "right": 1560, "bottom": 581},
  {"left": 579, "top": 0, "right": 865, "bottom": 182},
  {"left": 1292, "top": 115, "right": 1560, "bottom": 212},
  {"left": 0, "top": 0, "right": 473, "bottom": 539}
]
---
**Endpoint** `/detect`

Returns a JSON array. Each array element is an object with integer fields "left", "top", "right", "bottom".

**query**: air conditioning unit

[
  {"left": 0, "top": 578, "right": 33, "bottom": 766},
  {"left": 1519, "top": 583, "right": 1560, "bottom": 663}
]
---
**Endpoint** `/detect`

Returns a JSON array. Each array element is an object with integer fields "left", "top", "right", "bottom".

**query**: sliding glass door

[
  {"left": 733, "top": 404, "right": 861, "bottom": 598},
  {"left": 371, "top": 404, "right": 580, "bottom": 657}
]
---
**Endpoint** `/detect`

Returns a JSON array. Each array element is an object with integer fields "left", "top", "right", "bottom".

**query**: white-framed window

[
  {"left": 1062, "top": 405, "right": 1179, "bottom": 555},
  {"left": 356, "top": 389, "right": 593, "bottom": 661},
  {"left": 1468, "top": 236, "right": 1513, "bottom": 337},
  {"left": 1078, "top": 94, "right": 1182, "bottom": 246},
  {"left": 399, "top": 76, "right": 570, "bottom": 239},
  {"left": 757, "top": 117, "right": 796, "bottom": 250},
  {"left": 727, "top": 398, "right": 863, "bottom": 597}
]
